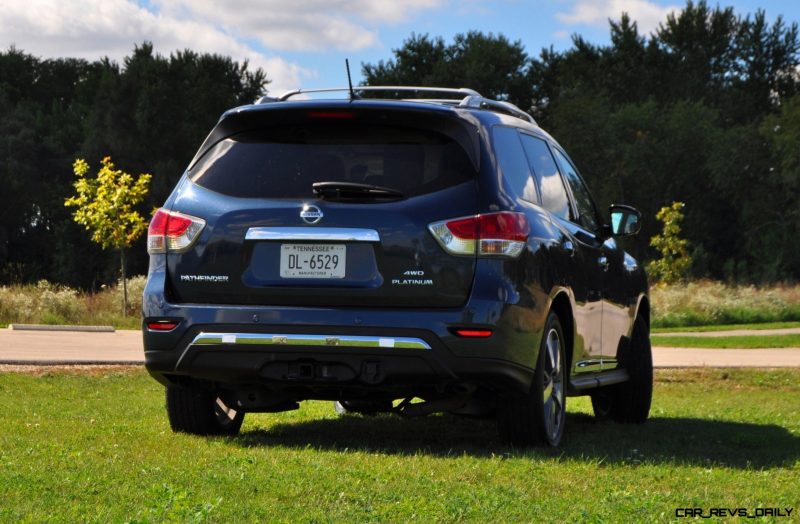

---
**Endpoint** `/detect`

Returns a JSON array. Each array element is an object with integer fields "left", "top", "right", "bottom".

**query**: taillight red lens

[
  {"left": 147, "top": 208, "right": 205, "bottom": 254},
  {"left": 148, "top": 209, "right": 169, "bottom": 236},
  {"left": 429, "top": 211, "right": 528, "bottom": 257},
  {"left": 165, "top": 214, "right": 193, "bottom": 236},
  {"left": 147, "top": 320, "right": 178, "bottom": 331},
  {"left": 445, "top": 216, "right": 479, "bottom": 239},
  {"left": 478, "top": 212, "right": 528, "bottom": 241},
  {"left": 453, "top": 328, "right": 493, "bottom": 338}
]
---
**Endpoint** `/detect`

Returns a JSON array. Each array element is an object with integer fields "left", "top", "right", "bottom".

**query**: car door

[
  {"left": 550, "top": 147, "right": 628, "bottom": 369},
  {"left": 518, "top": 132, "right": 604, "bottom": 373}
]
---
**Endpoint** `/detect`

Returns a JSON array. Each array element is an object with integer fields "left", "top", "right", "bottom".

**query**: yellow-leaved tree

[
  {"left": 65, "top": 157, "right": 151, "bottom": 314},
  {"left": 646, "top": 201, "right": 692, "bottom": 284}
]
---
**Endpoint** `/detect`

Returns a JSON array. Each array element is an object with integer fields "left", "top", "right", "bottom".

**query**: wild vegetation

[
  {"left": 0, "top": 367, "right": 797, "bottom": 522},
  {"left": 0, "top": 277, "right": 145, "bottom": 329},
  {"left": 650, "top": 280, "right": 800, "bottom": 327},
  {"left": 1, "top": 277, "right": 799, "bottom": 331}
]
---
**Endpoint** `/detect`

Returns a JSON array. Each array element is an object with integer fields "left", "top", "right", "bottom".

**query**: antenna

[{"left": 345, "top": 59, "right": 358, "bottom": 100}]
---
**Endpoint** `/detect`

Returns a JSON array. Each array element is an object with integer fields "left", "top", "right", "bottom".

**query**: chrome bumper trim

[
  {"left": 191, "top": 332, "right": 430, "bottom": 350},
  {"left": 245, "top": 227, "right": 380, "bottom": 242}
]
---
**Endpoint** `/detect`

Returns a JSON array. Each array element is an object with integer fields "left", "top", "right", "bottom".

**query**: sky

[{"left": 1, "top": 0, "right": 798, "bottom": 96}]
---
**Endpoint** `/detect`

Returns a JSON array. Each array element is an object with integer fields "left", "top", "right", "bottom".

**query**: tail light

[
  {"left": 428, "top": 211, "right": 528, "bottom": 257},
  {"left": 452, "top": 328, "right": 494, "bottom": 338},
  {"left": 147, "top": 320, "right": 179, "bottom": 331},
  {"left": 147, "top": 208, "right": 205, "bottom": 254}
]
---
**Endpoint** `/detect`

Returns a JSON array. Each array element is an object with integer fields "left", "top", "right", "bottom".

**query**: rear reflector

[
  {"left": 428, "top": 211, "right": 528, "bottom": 257},
  {"left": 453, "top": 329, "right": 493, "bottom": 338},
  {"left": 147, "top": 321, "right": 178, "bottom": 331},
  {"left": 147, "top": 209, "right": 206, "bottom": 254}
]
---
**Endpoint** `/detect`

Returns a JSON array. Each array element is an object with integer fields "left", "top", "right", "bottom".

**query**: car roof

[{"left": 226, "top": 85, "right": 537, "bottom": 127}]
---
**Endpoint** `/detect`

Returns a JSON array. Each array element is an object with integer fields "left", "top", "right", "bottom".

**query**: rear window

[{"left": 188, "top": 124, "right": 476, "bottom": 198}]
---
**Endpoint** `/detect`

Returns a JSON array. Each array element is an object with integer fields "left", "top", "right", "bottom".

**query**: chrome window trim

[
  {"left": 191, "top": 332, "right": 430, "bottom": 350},
  {"left": 245, "top": 227, "right": 380, "bottom": 242}
]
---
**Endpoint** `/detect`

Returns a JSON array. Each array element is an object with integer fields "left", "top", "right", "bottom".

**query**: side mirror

[{"left": 609, "top": 204, "right": 642, "bottom": 237}]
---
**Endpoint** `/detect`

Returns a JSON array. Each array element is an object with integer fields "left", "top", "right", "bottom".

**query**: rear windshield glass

[{"left": 188, "top": 124, "right": 476, "bottom": 198}]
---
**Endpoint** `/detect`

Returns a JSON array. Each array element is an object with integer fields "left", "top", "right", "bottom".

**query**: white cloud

[
  {"left": 556, "top": 0, "right": 681, "bottom": 35},
  {"left": 155, "top": 0, "right": 447, "bottom": 52},
  {"left": 0, "top": 0, "right": 314, "bottom": 94}
]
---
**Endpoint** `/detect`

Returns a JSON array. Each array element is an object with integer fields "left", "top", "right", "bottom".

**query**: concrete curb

[{"left": 9, "top": 324, "right": 115, "bottom": 333}]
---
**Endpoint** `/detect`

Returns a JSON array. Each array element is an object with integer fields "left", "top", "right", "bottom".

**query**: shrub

[{"left": 646, "top": 202, "right": 692, "bottom": 284}]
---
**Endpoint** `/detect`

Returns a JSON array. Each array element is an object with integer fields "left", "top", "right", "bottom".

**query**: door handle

[{"left": 598, "top": 255, "right": 609, "bottom": 271}]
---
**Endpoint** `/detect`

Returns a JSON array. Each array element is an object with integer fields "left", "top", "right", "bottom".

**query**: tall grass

[
  {"left": 0, "top": 277, "right": 145, "bottom": 329},
  {"left": 650, "top": 280, "right": 800, "bottom": 328},
  {"left": 2, "top": 278, "right": 800, "bottom": 330}
]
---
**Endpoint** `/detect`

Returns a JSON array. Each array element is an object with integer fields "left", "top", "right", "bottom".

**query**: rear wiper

[{"left": 312, "top": 181, "right": 405, "bottom": 201}]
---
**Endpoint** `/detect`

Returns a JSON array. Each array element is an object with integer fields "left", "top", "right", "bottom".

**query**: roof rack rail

[
  {"left": 271, "top": 86, "right": 481, "bottom": 102},
  {"left": 256, "top": 85, "right": 536, "bottom": 125},
  {"left": 459, "top": 95, "right": 536, "bottom": 125}
]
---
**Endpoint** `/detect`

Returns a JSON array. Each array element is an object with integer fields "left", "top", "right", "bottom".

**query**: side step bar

[{"left": 569, "top": 368, "right": 630, "bottom": 393}]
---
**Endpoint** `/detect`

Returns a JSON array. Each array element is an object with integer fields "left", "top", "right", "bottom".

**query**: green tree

[
  {"left": 647, "top": 202, "right": 692, "bottom": 283},
  {"left": 0, "top": 44, "right": 267, "bottom": 289},
  {"left": 362, "top": 31, "right": 534, "bottom": 110},
  {"left": 65, "top": 157, "right": 151, "bottom": 313}
]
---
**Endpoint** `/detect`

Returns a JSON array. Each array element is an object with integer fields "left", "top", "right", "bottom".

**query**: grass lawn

[
  {"left": 651, "top": 334, "right": 800, "bottom": 349},
  {"left": 0, "top": 368, "right": 798, "bottom": 522},
  {"left": 652, "top": 321, "right": 800, "bottom": 333}
]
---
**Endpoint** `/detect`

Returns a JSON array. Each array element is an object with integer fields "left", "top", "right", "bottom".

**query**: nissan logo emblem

[{"left": 300, "top": 204, "right": 323, "bottom": 224}]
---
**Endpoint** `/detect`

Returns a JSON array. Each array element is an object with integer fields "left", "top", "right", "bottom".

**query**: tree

[
  {"left": 0, "top": 44, "right": 267, "bottom": 289},
  {"left": 646, "top": 202, "right": 692, "bottom": 283},
  {"left": 362, "top": 31, "right": 534, "bottom": 111},
  {"left": 65, "top": 157, "right": 151, "bottom": 313}
]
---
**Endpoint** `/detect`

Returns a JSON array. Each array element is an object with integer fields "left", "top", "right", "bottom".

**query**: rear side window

[
  {"left": 552, "top": 148, "right": 601, "bottom": 232},
  {"left": 519, "top": 134, "right": 570, "bottom": 221},
  {"left": 188, "top": 124, "right": 476, "bottom": 198},
  {"left": 492, "top": 126, "right": 538, "bottom": 203}
]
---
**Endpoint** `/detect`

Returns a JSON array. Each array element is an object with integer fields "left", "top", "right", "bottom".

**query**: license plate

[{"left": 280, "top": 244, "right": 346, "bottom": 279}]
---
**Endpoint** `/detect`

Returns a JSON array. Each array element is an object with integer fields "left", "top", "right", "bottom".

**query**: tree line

[
  {"left": 0, "top": 43, "right": 266, "bottom": 288},
  {"left": 1, "top": 1, "right": 799, "bottom": 287}
]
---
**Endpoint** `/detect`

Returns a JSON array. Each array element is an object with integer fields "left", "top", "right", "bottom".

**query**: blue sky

[{"left": 2, "top": 0, "right": 798, "bottom": 95}]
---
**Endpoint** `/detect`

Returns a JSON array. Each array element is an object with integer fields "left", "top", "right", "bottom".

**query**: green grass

[
  {"left": 0, "top": 368, "right": 798, "bottom": 522},
  {"left": 651, "top": 334, "right": 800, "bottom": 349},
  {"left": 652, "top": 321, "right": 800, "bottom": 333}
]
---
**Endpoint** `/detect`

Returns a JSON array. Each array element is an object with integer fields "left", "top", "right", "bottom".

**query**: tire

[
  {"left": 497, "top": 311, "right": 567, "bottom": 447},
  {"left": 166, "top": 385, "right": 244, "bottom": 436},
  {"left": 608, "top": 316, "right": 653, "bottom": 423}
]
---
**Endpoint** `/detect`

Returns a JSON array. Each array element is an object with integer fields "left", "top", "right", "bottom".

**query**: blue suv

[{"left": 143, "top": 86, "right": 652, "bottom": 447}]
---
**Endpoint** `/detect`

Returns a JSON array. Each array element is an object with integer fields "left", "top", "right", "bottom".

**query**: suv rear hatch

[{"left": 163, "top": 104, "right": 481, "bottom": 308}]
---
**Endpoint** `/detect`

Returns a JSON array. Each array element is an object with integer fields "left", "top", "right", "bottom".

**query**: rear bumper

[
  {"left": 142, "top": 260, "right": 543, "bottom": 398},
  {"left": 144, "top": 322, "right": 535, "bottom": 398}
]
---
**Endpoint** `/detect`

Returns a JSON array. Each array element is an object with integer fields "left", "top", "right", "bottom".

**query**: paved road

[
  {"left": 1, "top": 329, "right": 800, "bottom": 367},
  {"left": 0, "top": 329, "right": 143, "bottom": 364}
]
